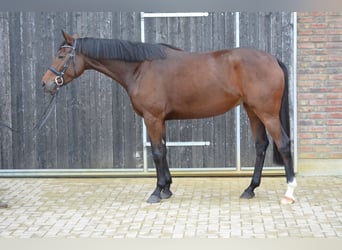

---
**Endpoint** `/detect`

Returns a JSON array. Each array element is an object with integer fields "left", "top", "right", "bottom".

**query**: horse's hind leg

[
  {"left": 262, "top": 116, "right": 296, "bottom": 204},
  {"left": 144, "top": 116, "right": 172, "bottom": 203},
  {"left": 240, "top": 105, "right": 269, "bottom": 199}
]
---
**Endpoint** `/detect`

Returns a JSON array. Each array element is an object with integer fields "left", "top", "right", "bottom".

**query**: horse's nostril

[{"left": 42, "top": 82, "right": 46, "bottom": 87}]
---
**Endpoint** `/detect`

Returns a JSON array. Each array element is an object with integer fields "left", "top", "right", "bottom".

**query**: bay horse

[{"left": 42, "top": 31, "right": 297, "bottom": 204}]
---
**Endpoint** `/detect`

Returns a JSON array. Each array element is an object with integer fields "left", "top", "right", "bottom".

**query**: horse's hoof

[
  {"left": 161, "top": 190, "right": 173, "bottom": 200},
  {"left": 240, "top": 190, "right": 255, "bottom": 199},
  {"left": 147, "top": 195, "right": 161, "bottom": 204},
  {"left": 280, "top": 196, "right": 295, "bottom": 205}
]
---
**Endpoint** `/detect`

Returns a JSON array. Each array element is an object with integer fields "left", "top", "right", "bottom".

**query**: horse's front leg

[
  {"left": 144, "top": 116, "right": 172, "bottom": 203},
  {"left": 147, "top": 141, "right": 173, "bottom": 203}
]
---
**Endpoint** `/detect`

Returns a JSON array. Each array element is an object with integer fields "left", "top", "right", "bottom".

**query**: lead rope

[{"left": 0, "top": 90, "right": 58, "bottom": 136}]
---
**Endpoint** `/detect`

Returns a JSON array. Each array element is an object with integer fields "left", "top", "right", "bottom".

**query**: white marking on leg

[{"left": 284, "top": 178, "right": 297, "bottom": 201}]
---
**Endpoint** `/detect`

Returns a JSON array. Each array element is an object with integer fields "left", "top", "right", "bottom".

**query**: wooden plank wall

[
  {"left": 0, "top": 12, "right": 294, "bottom": 171},
  {"left": 0, "top": 13, "right": 12, "bottom": 169},
  {"left": 0, "top": 12, "right": 144, "bottom": 170}
]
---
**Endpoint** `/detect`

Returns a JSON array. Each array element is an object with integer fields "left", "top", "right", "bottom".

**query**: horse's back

[{"left": 132, "top": 47, "right": 283, "bottom": 120}]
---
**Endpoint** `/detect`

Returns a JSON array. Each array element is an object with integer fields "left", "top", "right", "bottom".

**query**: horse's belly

[{"left": 167, "top": 94, "right": 241, "bottom": 120}]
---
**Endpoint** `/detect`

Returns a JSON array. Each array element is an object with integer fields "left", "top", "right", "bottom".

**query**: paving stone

[{"left": 0, "top": 176, "right": 341, "bottom": 238}]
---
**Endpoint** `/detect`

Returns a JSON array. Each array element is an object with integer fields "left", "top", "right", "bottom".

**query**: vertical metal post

[
  {"left": 292, "top": 12, "right": 298, "bottom": 172},
  {"left": 140, "top": 12, "right": 148, "bottom": 173},
  {"left": 235, "top": 12, "right": 241, "bottom": 171}
]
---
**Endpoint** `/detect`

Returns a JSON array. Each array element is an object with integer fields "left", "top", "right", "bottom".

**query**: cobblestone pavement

[{"left": 0, "top": 176, "right": 341, "bottom": 238}]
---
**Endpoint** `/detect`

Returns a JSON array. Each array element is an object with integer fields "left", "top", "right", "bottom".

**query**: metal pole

[
  {"left": 292, "top": 12, "right": 298, "bottom": 173},
  {"left": 142, "top": 12, "right": 209, "bottom": 18},
  {"left": 235, "top": 12, "right": 241, "bottom": 171},
  {"left": 140, "top": 12, "right": 148, "bottom": 173}
]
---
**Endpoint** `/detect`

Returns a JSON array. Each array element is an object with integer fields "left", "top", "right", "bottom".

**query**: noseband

[{"left": 48, "top": 40, "right": 77, "bottom": 88}]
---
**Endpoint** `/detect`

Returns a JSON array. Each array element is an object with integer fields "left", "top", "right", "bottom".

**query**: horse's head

[{"left": 42, "top": 31, "right": 84, "bottom": 94}]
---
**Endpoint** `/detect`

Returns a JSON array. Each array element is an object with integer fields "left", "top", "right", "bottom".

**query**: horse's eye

[{"left": 58, "top": 55, "right": 65, "bottom": 59}]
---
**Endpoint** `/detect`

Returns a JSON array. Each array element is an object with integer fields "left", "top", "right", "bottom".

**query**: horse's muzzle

[{"left": 42, "top": 80, "right": 58, "bottom": 95}]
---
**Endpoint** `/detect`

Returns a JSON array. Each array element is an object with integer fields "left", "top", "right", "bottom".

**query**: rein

[
  {"left": 0, "top": 91, "right": 58, "bottom": 135},
  {"left": 0, "top": 41, "right": 77, "bottom": 135}
]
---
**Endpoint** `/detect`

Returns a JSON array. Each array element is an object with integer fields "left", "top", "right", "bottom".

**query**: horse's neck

[{"left": 84, "top": 57, "right": 139, "bottom": 91}]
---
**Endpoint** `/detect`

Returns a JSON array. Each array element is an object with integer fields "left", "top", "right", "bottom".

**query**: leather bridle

[{"left": 48, "top": 40, "right": 78, "bottom": 89}]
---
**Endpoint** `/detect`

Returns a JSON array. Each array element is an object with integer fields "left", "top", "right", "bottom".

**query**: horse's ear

[
  {"left": 72, "top": 33, "right": 79, "bottom": 39},
  {"left": 61, "top": 30, "right": 75, "bottom": 45}
]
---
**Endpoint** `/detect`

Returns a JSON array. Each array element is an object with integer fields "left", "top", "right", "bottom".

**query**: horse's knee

[
  {"left": 151, "top": 144, "right": 165, "bottom": 164},
  {"left": 152, "top": 149, "right": 162, "bottom": 165},
  {"left": 255, "top": 139, "right": 269, "bottom": 157}
]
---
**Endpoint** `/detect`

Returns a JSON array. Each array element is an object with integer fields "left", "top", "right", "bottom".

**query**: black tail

[{"left": 273, "top": 59, "right": 290, "bottom": 165}]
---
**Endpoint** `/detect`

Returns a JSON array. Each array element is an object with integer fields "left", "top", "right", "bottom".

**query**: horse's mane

[{"left": 72, "top": 38, "right": 182, "bottom": 62}]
